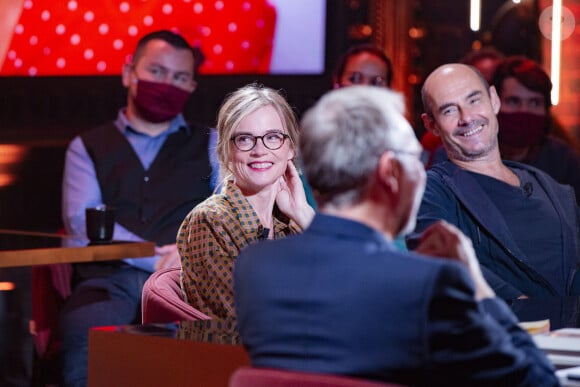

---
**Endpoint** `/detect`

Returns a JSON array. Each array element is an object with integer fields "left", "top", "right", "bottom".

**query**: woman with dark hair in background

[
  {"left": 332, "top": 43, "right": 393, "bottom": 89},
  {"left": 493, "top": 55, "right": 580, "bottom": 202}
]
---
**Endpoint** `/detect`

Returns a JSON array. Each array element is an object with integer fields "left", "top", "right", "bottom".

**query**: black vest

[{"left": 81, "top": 122, "right": 212, "bottom": 245}]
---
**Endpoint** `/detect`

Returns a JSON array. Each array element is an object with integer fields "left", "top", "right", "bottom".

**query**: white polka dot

[
  {"left": 23, "top": 1, "right": 33, "bottom": 10},
  {"left": 84, "top": 11, "right": 94, "bottom": 22},
  {"left": 43, "top": 47, "right": 51, "bottom": 56},
  {"left": 215, "top": 1, "right": 224, "bottom": 10},
  {"left": 84, "top": 49, "right": 94, "bottom": 60},
  {"left": 213, "top": 44, "right": 223, "bottom": 54},
  {"left": 193, "top": 3, "right": 203, "bottom": 13},
  {"left": 162, "top": 4, "right": 172, "bottom": 14},
  {"left": 113, "top": 39, "right": 124, "bottom": 50},
  {"left": 201, "top": 26, "right": 211, "bottom": 37},
  {"left": 241, "top": 41, "right": 250, "bottom": 50},
  {"left": 70, "top": 34, "right": 81, "bottom": 45},
  {"left": 128, "top": 25, "right": 138, "bottom": 36},
  {"left": 256, "top": 19, "right": 265, "bottom": 28},
  {"left": 228, "top": 23, "right": 237, "bottom": 32},
  {"left": 119, "top": 2, "right": 130, "bottom": 12},
  {"left": 14, "top": 24, "right": 24, "bottom": 34},
  {"left": 143, "top": 15, "right": 153, "bottom": 26},
  {"left": 29, "top": 36, "right": 38, "bottom": 45},
  {"left": 28, "top": 67, "right": 37, "bottom": 76},
  {"left": 68, "top": 1, "right": 78, "bottom": 11},
  {"left": 183, "top": 0, "right": 191, "bottom": 3},
  {"left": 96, "top": 61, "right": 107, "bottom": 72},
  {"left": 242, "top": 2, "right": 251, "bottom": 11},
  {"left": 7, "top": 51, "right": 16, "bottom": 60},
  {"left": 41, "top": 10, "right": 50, "bottom": 21},
  {"left": 56, "top": 24, "right": 66, "bottom": 35},
  {"left": 14, "top": 58, "right": 23, "bottom": 68},
  {"left": 99, "top": 24, "right": 109, "bottom": 35},
  {"left": 56, "top": 58, "right": 66, "bottom": 68},
  {"left": 225, "top": 61, "right": 234, "bottom": 71}
]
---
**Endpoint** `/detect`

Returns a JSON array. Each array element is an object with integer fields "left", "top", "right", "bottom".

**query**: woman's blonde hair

[{"left": 215, "top": 83, "right": 300, "bottom": 182}]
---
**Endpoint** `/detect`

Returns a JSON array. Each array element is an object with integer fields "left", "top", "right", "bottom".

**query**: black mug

[{"left": 85, "top": 206, "right": 115, "bottom": 243}]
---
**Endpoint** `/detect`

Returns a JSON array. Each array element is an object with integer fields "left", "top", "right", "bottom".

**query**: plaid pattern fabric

[{"left": 177, "top": 181, "right": 300, "bottom": 325}]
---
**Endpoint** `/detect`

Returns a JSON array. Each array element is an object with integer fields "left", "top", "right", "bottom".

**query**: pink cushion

[{"left": 141, "top": 267, "right": 210, "bottom": 324}]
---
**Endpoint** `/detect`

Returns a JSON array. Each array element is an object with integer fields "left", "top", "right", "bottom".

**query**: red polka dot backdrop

[{"left": 1, "top": 0, "right": 279, "bottom": 75}]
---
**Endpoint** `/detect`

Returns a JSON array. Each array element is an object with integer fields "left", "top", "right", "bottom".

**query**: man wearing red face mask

[
  {"left": 59, "top": 30, "right": 213, "bottom": 387},
  {"left": 493, "top": 56, "right": 580, "bottom": 203}
]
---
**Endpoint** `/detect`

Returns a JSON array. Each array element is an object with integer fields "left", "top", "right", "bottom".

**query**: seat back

[
  {"left": 228, "top": 367, "right": 407, "bottom": 387},
  {"left": 141, "top": 267, "right": 210, "bottom": 323}
]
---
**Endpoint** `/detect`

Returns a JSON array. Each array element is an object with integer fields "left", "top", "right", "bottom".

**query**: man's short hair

[
  {"left": 492, "top": 55, "right": 552, "bottom": 109},
  {"left": 300, "top": 86, "right": 405, "bottom": 207},
  {"left": 131, "top": 30, "right": 205, "bottom": 73}
]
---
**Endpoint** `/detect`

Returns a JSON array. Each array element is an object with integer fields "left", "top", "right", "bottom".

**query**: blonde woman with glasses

[{"left": 177, "top": 83, "right": 314, "bottom": 326}]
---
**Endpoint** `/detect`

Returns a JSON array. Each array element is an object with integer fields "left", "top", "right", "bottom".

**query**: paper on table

[
  {"left": 535, "top": 330, "right": 580, "bottom": 350},
  {"left": 532, "top": 328, "right": 580, "bottom": 370},
  {"left": 552, "top": 329, "right": 580, "bottom": 338},
  {"left": 556, "top": 365, "right": 580, "bottom": 387}
]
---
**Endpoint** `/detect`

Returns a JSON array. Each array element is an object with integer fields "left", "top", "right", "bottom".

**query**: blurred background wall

[{"left": 0, "top": 0, "right": 578, "bottom": 232}]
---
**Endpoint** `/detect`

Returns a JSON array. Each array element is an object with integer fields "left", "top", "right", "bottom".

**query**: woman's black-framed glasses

[{"left": 231, "top": 131, "right": 290, "bottom": 151}]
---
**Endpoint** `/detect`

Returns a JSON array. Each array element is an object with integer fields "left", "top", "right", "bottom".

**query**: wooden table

[
  {"left": 88, "top": 321, "right": 249, "bottom": 387},
  {"left": 0, "top": 229, "right": 157, "bottom": 386},
  {"left": 0, "top": 229, "right": 155, "bottom": 268}
]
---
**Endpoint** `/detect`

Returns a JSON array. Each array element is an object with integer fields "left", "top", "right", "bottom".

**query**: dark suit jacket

[{"left": 234, "top": 213, "right": 558, "bottom": 387}]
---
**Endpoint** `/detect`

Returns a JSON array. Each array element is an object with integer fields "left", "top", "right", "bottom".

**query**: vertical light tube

[
  {"left": 470, "top": 0, "right": 481, "bottom": 31},
  {"left": 551, "top": 0, "right": 562, "bottom": 105}
]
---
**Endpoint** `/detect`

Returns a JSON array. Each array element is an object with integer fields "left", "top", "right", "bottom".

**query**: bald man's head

[{"left": 421, "top": 64, "right": 490, "bottom": 117}]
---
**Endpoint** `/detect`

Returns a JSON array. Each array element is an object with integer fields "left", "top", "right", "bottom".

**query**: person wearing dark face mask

[
  {"left": 130, "top": 77, "right": 193, "bottom": 123},
  {"left": 493, "top": 55, "right": 580, "bottom": 203},
  {"left": 59, "top": 30, "right": 213, "bottom": 387}
]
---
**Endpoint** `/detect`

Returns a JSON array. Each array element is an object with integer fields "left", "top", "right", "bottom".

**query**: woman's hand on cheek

[{"left": 275, "top": 161, "right": 314, "bottom": 229}]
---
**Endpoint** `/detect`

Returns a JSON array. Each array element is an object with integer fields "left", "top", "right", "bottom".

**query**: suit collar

[{"left": 307, "top": 213, "right": 395, "bottom": 252}]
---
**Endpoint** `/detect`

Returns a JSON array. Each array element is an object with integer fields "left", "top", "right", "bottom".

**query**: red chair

[
  {"left": 141, "top": 267, "right": 210, "bottom": 323},
  {"left": 229, "top": 367, "right": 408, "bottom": 387},
  {"left": 31, "top": 263, "right": 72, "bottom": 356},
  {"left": 30, "top": 228, "right": 73, "bottom": 357}
]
